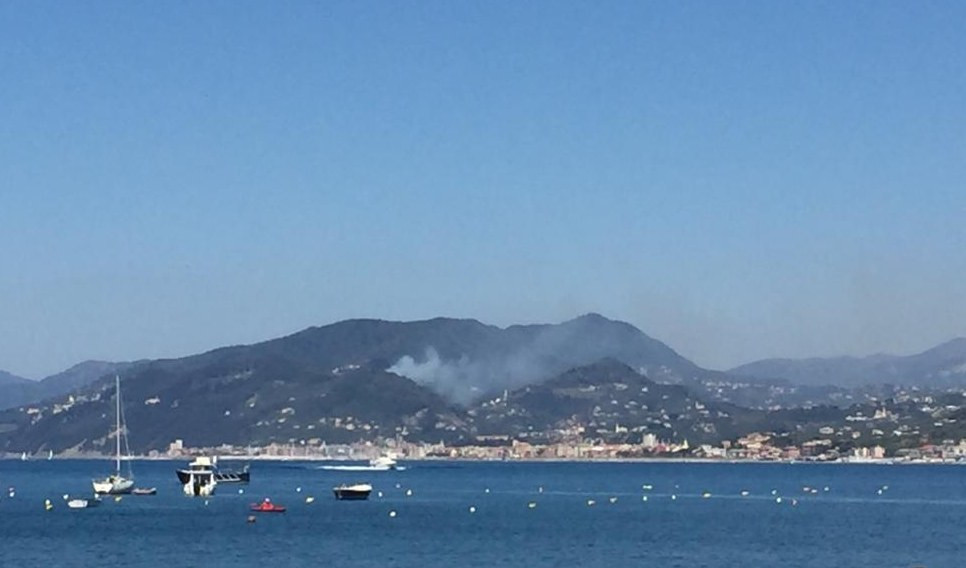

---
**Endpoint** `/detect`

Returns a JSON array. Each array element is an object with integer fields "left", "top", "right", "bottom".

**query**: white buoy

[
  {"left": 204, "top": 500, "right": 209, "bottom": 506},
  {"left": 296, "top": 486, "right": 302, "bottom": 493},
  {"left": 377, "top": 491, "right": 383, "bottom": 498},
  {"left": 538, "top": 486, "right": 544, "bottom": 493},
  {"left": 395, "top": 483, "right": 401, "bottom": 489},
  {"left": 527, "top": 501, "right": 537, "bottom": 509},
  {"left": 239, "top": 489, "right": 244, "bottom": 494},
  {"left": 45, "top": 499, "right": 53, "bottom": 511},
  {"left": 823, "top": 486, "right": 830, "bottom": 492},
  {"left": 305, "top": 496, "right": 315, "bottom": 504},
  {"left": 702, "top": 492, "right": 711, "bottom": 499},
  {"left": 771, "top": 489, "right": 778, "bottom": 495},
  {"left": 641, "top": 496, "right": 648, "bottom": 502},
  {"left": 469, "top": 506, "right": 476, "bottom": 513},
  {"left": 671, "top": 494, "right": 677, "bottom": 501},
  {"left": 587, "top": 499, "right": 596, "bottom": 506},
  {"left": 484, "top": 488, "right": 490, "bottom": 494},
  {"left": 776, "top": 497, "right": 782, "bottom": 504},
  {"left": 609, "top": 497, "right": 618, "bottom": 504},
  {"left": 740, "top": 490, "right": 749, "bottom": 497},
  {"left": 389, "top": 510, "right": 397, "bottom": 518},
  {"left": 642, "top": 484, "right": 653, "bottom": 491},
  {"left": 406, "top": 489, "right": 413, "bottom": 496},
  {"left": 62, "top": 494, "right": 69, "bottom": 500}
]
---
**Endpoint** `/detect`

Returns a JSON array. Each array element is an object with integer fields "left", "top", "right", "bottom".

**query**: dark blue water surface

[{"left": 1, "top": 459, "right": 964, "bottom": 567}]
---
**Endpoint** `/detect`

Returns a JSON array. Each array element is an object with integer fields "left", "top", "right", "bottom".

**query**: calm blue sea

[{"left": 0, "top": 459, "right": 964, "bottom": 567}]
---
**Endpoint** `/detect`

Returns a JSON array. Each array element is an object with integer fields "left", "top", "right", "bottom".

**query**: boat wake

[
  {"left": 318, "top": 465, "right": 390, "bottom": 472},
  {"left": 317, "top": 465, "right": 407, "bottom": 472}
]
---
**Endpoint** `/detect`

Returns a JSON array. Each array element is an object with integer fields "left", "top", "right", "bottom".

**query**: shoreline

[{"left": 5, "top": 454, "right": 962, "bottom": 465}]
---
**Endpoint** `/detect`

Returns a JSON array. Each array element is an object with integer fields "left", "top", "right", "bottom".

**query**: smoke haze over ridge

[{"left": 386, "top": 314, "right": 698, "bottom": 404}]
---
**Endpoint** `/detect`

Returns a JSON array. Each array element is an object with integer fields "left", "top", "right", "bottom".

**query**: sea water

[{"left": 1, "top": 459, "right": 964, "bottom": 567}]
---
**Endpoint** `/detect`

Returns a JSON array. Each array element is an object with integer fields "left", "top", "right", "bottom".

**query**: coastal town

[
  {"left": 9, "top": 370, "right": 966, "bottom": 466},
  {"left": 143, "top": 427, "right": 966, "bottom": 465}
]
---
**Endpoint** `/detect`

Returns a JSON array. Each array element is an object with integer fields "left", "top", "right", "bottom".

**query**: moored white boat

[
  {"left": 177, "top": 456, "right": 218, "bottom": 496},
  {"left": 175, "top": 456, "right": 249, "bottom": 484},
  {"left": 93, "top": 475, "right": 134, "bottom": 495},
  {"left": 67, "top": 496, "right": 102, "bottom": 509}
]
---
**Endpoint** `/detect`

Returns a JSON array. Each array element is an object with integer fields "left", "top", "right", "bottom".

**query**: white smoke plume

[
  {"left": 388, "top": 347, "right": 486, "bottom": 405},
  {"left": 386, "top": 315, "right": 678, "bottom": 406}
]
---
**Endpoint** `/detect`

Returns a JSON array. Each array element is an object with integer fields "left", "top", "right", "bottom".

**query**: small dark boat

[
  {"left": 216, "top": 465, "right": 250, "bottom": 484},
  {"left": 250, "top": 499, "right": 286, "bottom": 513},
  {"left": 333, "top": 483, "right": 373, "bottom": 500},
  {"left": 132, "top": 487, "right": 157, "bottom": 496}
]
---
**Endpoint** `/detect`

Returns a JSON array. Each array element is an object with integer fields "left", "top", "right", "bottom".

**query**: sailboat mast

[{"left": 115, "top": 375, "right": 121, "bottom": 475}]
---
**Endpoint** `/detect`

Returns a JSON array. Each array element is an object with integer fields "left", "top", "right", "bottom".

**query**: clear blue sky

[{"left": 2, "top": 1, "right": 964, "bottom": 378}]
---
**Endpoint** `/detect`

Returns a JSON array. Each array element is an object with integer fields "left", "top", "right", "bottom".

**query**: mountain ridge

[
  {"left": 0, "top": 314, "right": 726, "bottom": 452},
  {"left": 730, "top": 337, "right": 966, "bottom": 388}
]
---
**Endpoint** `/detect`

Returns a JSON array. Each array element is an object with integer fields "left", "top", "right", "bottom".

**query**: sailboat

[{"left": 92, "top": 376, "right": 134, "bottom": 495}]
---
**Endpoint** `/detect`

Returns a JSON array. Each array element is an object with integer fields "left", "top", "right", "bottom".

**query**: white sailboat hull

[{"left": 93, "top": 476, "right": 134, "bottom": 495}]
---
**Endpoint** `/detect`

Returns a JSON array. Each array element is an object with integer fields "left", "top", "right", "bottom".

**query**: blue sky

[{"left": 2, "top": 2, "right": 965, "bottom": 378}]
